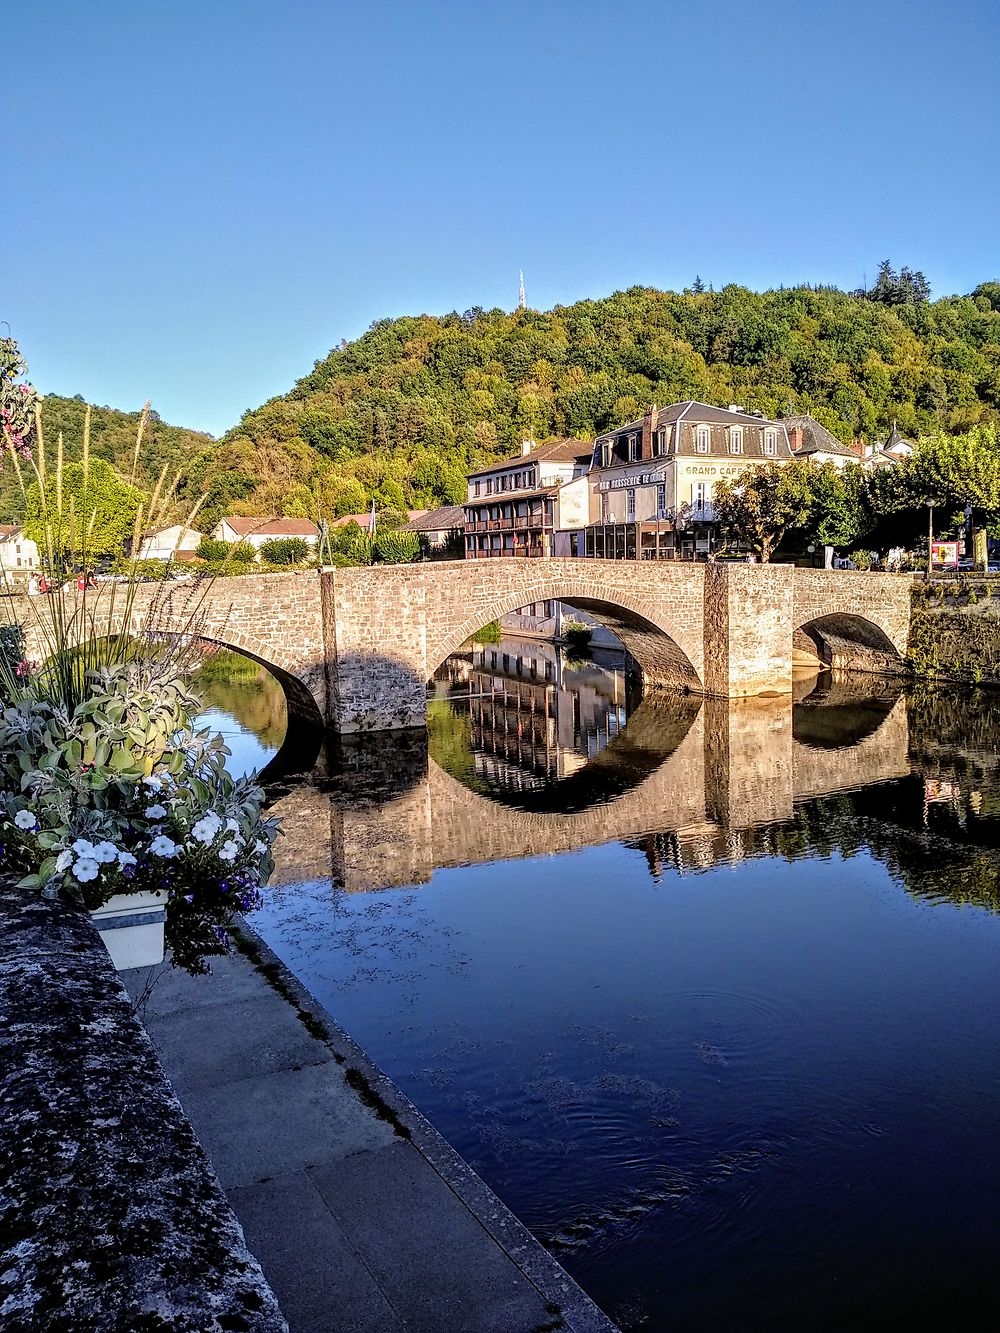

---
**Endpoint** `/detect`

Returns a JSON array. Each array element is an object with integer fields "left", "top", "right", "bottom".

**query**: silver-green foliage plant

[{"left": 0, "top": 659, "right": 278, "bottom": 972}]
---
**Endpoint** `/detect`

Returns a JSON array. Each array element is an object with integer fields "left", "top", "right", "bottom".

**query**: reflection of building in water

[
  {"left": 497, "top": 600, "right": 624, "bottom": 654},
  {"left": 465, "top": 636, "right": 631, "bottom": 788}
]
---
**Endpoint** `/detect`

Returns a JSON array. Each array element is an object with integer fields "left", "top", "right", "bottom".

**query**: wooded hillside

[{"left": 9, "top": 272, "right": 1000, "bottom": 531}]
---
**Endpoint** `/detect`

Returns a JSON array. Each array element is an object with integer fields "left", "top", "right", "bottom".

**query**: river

[{"left": 191, "top": 640, "right": 1000, "bottom": 1333}]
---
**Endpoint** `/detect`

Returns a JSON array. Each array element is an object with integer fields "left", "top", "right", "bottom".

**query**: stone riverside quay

[{"left": 10, "top": 563, "right": 912, "bottom": 732}]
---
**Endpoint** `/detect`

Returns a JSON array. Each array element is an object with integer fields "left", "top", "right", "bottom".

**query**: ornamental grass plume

[{"left": 0, "top": 340, "right": 282, "bottom": 973}]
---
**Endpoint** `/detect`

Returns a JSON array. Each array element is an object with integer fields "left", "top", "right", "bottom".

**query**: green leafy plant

[
  {"left": 0, "top": 661, "right": 278, "bottom": 973},
  {"left": 563, "top": 620, "right": 593, "bottom": 651},
  {"left": 0, "top": 339, "right": 282, "bottom": 973},
  {"left": 374, "top": 529, "right": 419, "bottom": 563},
  {"left": 259, "top": 536, "right": 308, "bottom": 565}
]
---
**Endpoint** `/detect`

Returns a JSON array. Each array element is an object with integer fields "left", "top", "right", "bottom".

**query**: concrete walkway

[{"left": 124, "top": 929, "right": 618, "bottom": 1333}]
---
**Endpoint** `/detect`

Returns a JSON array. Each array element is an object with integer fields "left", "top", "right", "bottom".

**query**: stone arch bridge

[{"left": 8, "top": 562, "right": 911, "bottom": 732}]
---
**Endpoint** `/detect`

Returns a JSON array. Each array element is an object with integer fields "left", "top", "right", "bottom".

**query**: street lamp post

[
  {"left": 926, "top": 500, "right": 935, "bottom": 580},
  {"left": 964, "top": 502, "right": 974, "bottom": 570}
]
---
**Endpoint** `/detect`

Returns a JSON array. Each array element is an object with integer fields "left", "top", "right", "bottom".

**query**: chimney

[
  {"left": 727, "top": 404, "right": 746, "bottom": 414},
  {"left": 642, "top": 404, "right": 657, "bottom": 458},
  {"left": 520, "top": 439, "right": 535, "bottom": 456},
  {"left": 788, "top": 425, "right": 803, "bottom": 453}
]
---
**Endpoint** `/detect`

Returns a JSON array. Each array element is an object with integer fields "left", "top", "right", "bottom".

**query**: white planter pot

[{"left": 90, "top": 889, "right": 167, "bottom": 971}]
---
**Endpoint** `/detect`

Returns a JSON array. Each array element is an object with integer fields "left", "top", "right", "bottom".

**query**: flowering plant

[{"left": 0, "top": 660, "right": 279, "bottom": 973}]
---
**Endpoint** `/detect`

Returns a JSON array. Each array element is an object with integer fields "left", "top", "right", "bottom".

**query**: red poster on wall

[{"left": 931, "top": 541, "right": 959, "bottom": 566}]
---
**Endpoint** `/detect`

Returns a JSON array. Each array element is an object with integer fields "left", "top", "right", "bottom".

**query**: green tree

[
  {"left": 801, "top": 462, "right": 870, "bottom": 549},
  {"left": 24, "top": 457, "right": 145, "bottom": 557},
  {"left": 900, "top": 426, "right": 1000, "bottom": 567},
  {"left": 260, "top": 537, "right": 308, "bottom": 564},
  {"left": 712, "top": 460, "right": 814, "bottom": 562}
]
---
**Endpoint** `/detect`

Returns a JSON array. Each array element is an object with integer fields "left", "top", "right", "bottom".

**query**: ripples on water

[{"left": 204, "top": 640, "right": 1000, "bottom": 1332}]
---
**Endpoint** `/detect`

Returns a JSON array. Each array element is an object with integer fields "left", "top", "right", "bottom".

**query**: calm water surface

[{"left": 201, "top": 639, "right": 1000, "bottom": 1332}]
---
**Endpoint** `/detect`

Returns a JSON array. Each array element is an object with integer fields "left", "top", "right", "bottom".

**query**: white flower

[
  {"left": 117, "top": 851, "right": 137, "bottom": 868},
  {"left": 225, "top": 817, "right": 240, "bottom": 833},
  {"left": 14, "top": 809, "right": 38, "bottom": 831},
  {"left": 254, "top": 839, "right": 268, "bottom": 855},
  {"left": 55, "top": 849, "right": 73, "bottom": 872},
  {"left": 144, "top": 804, "right": 168, "bottom": 820},
  {"left": 73, "top": 859, "right": 100, "bottom": 883},
  {"left": 71, "top": 837, "right": 96, "bottom": 858},
  {"left": 92, "top": 841, "right": 119, "bottom": 864},
  {"left": 142, "top": 775, "right": 163, "bottom": 790},
  {"left": 149, "top": 835, "right": 179, "bottom": 858},
  {"left": 219, "top": 839, "right": 239, "bottom": 863},
  {"left": 191, "top": 814, "right": 222, "bottom": 845}
]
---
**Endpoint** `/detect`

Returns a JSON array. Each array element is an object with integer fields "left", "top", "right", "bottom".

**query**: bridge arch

[
  {"left": 427, "top": 579, "right": 704, "bottom": 693},
  {"left": 793, "top": 612, "right": 905, "bottom": 677},
  {"left": 12, "top": 575, "right": 329, "bottom": 732}
]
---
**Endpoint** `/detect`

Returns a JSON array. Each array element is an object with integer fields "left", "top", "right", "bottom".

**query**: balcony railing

[{"left": 465, "top": 516, "right": 553, "bottom": 533}]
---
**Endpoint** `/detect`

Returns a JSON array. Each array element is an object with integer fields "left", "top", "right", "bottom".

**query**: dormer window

[
  {"left": 600, "top": 440, "right": 612, "bottom": 467},
  {"left": 729, "top": 427, "right": 743, "bottom": 455},
  {"left": 764, "top": 429, "right": 778, "bottom": 457},
  {"left": 695, "top": 426, "right": 710, "bottom": 454},
  {"left": 655, "top": 429, "right": 667, "bottom": 456},
  {"left": 629, "top": 434, "right": 640, "bottom": 462}
]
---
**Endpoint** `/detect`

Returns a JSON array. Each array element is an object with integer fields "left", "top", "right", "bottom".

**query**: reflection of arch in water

[
  {"left": 429, "top": 587, "right": 703, "bottom": 694},
  {"left": 793, "top": 613, "right": 904, "bottom": 677},
  {"left": 431, "top": 692, "right": 703, "bottom": 816},
  {"left": 173, "top": 637, "right": 326, "bottom": 785},
  {"left": 793, "top": 670, "right": 905, "bottom": 750}
]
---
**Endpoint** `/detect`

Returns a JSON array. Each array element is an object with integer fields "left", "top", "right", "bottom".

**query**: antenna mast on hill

[{"left": 518, "top": 271, "right": 526, "bottom": 310}]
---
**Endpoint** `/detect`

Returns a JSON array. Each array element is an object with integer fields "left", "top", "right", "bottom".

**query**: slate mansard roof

[
  {"left": 781, "top": 414, "right": 860, "bottom": 460},
  {"left": 592, "top": 401, "right": 792, "bottom": 467}
]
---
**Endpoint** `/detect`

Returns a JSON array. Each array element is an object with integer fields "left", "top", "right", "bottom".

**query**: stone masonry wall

[
  {"left": 793, "top": 569, "right": 911, "bottom": 662},
  {"left": 11, "top": 572, "right": 328, "bottom": 719},
  {"left": 703, "top": 564, "right": 795, "bottom": 698}
]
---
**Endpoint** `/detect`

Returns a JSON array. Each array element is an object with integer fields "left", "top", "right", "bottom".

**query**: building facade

[
  {"left": 138, "top": 524, "right": 203, "bottom": 561},
  {"left": 463, "top": 439, "right": 591, "bottom": 558},
  {"left": 581, "top": 402, "right": 793, "bottom": 559},
  {"left": 212, "top": 516, "right": 320, "bottom": 554},
  {"left": 0, "top": 524, "right": 39, "bottom": 574}
]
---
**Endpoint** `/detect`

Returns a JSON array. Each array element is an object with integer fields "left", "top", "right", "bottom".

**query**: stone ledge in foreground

[{"left": 0, "top": 878, "right": 287, "bottom": 1333}]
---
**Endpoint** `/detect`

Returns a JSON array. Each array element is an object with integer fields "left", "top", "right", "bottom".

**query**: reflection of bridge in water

[{"left": 269, "top": 673, "right": 912, "bottom": 892}]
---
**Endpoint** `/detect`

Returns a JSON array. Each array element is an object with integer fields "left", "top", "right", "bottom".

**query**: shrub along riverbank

[{"left": 909, "top": 581, "right": 1000, "bottom": 683}]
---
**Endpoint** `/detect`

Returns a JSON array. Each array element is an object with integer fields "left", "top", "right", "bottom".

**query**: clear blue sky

[{"left": 6, "top": 0, "right": 999, "bottom": 437}]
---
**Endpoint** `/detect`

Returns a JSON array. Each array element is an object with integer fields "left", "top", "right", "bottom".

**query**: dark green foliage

[
  {"left": 863, "top": 260, "right": 931, "bottom": 306},
  {"left": 259, "top": 537, "right": 308, "bottom": 565},
  {"left": 196, "top": 538, "right": 229, "bottom": 561},
  {"left": 563, "top": 621, "right": 593, "bottom": 651},
  {"left": 173, "top": 279, "right": 1000, "bottom": 526},
  {"left": 374, "top": 529, "right": 420, "bottom": 563},
  {"left": 0, "top": 623, "right": 25, "bottom": 697},
  {"left": 0, "top": 391, "right": 210, "bottom": 525}
]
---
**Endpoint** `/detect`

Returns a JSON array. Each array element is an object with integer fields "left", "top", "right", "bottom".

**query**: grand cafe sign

[{"left": 598, "top": 462, "right": 745, "bottom": 491}]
